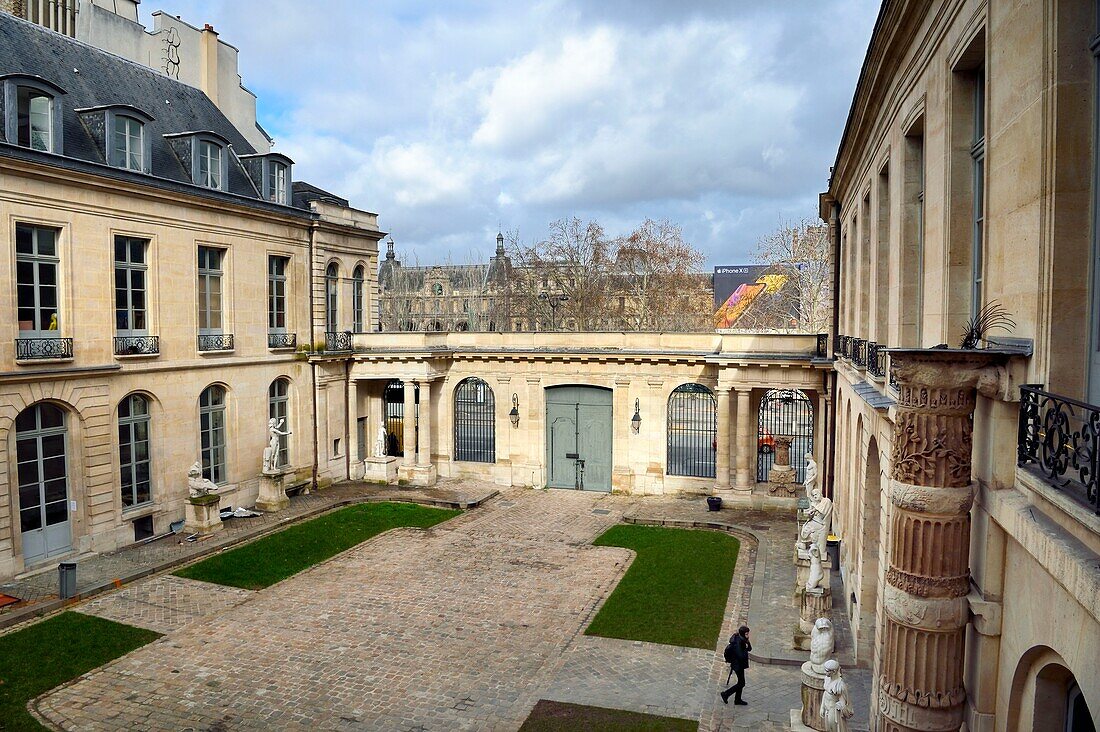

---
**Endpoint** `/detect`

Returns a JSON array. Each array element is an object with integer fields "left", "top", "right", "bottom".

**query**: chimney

[{"left": 200, "top": 23, "right": 219, "bottom": 105}]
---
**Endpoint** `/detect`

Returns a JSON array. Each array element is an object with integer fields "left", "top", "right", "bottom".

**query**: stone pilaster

[
  {"left": 876, "top": 350, "right": 1007, "bottom": 732},
  {"left": 715, "top": 386, "right": 731, "bottom": 491},
  {"left": 733, "top": 387, "right": 752, "bottom": 491}
]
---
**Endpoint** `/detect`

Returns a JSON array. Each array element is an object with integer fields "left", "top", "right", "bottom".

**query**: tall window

[
  {"left": 352, "top": 265, "right": 365, "bottom": 332},
  {"left": 270, "top": 161, "right": 288, "bottom": 204},
  {"left": 325, "top": 262, "right": 339, "bottom": 331},
  {"left": 197, "top": 247, "right": 223, "bottom": 334},
  {"left": 268, "top": 378, "right": 290, "bottom": 469},
  {"left": 16, "top": 224, "right": 60, "bottom": 335},
  {"left": 16, "top": 403, "right": 69, "bottom": 561},
  {"left": 114, "top": 236, "right": 147, "bottom": 334},
  {"left": 118, "top": 394, "right": 151, "bottom": 508},
  {"left": 199, "top": 385, "right": 227, "bottom": 484},
  {"left": 198, "top": 140, "right": 222, "bottom": 189},
  {"left": 666, "top": 383, "right": 717, "bottom": 478},
  {"left": 268, "top": 256, "right": 288, "bottom": 332},
  {"left": 17, "top": 87, "right": 52, "bottom": 151},
  {"left": 113, "top": 116, "right": 144, "bottom": 171},
  {"left": 453, "top": 377, "right": 495, "bottom": 463},
  {"left": 971, "top": 67, "right": 986, "bottom": 319}
]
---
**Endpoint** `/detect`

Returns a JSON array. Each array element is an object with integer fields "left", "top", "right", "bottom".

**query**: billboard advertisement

[{"left": 714, "top": 265, "right": 769, "bottom": 329}]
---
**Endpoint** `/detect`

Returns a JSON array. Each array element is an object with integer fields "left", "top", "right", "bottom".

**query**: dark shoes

[
  {"left": 734, "top": 699, "right": 748, "bottom": 706},
  {"left": 719, "top": 691, "right": 730, "bottom": 704}
]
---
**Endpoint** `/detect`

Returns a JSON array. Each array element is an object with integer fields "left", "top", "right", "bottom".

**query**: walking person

[{"left": 720, "top": 625, "right": 751, "bottom": 705}]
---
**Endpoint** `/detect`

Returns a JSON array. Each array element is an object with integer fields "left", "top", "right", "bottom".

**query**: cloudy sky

[{"left": 143, "top": 1, "right": 879, "bottom": 266}]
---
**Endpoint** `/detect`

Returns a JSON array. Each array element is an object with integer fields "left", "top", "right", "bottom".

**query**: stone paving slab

[{"left": 74, "top": 575, "right": 253, "bottom": 634}]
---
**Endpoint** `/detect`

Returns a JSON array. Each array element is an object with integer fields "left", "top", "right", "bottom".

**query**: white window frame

[
  {"left": 197, "top": 246, "right": 224, "bottom": 335},
  {"left": 197, "top": 140, "right": 223, "bottom": 189},
  {"left": 268, "top": 378, "right": 290, "bottom": 469},
  {"left": 114, "top": 236, "right": 148, "bottom": 336},
  {"left": 199, "top": 385, "right": 227, "bottom": 484},
  {"left": 113, "top": 115, "right": 144, "bottom": 171},
  {"left": 271, "top": 161, "right": 288, "bottom": 204},
  {"left": 352, "top": 265, "right": 365, "bottom": 332},
  {"left": 15, "top": 224, "right": 61, "bottom": 337},
  {"left": 268, "top": 255, "right": 289, "bottom": 333},
  {"left": 118, "top": 394, "right": 152, "bottom": 509}
]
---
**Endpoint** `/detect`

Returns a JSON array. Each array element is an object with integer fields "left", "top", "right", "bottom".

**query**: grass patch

[
  {"left": 0, "top": 612, "right": 160, "bottom": 731},
  {"left": 586, "top": 524, "right": 739, "bottom": 649},
  {"left": 519, "top": 700, "right": 697, "bottom": 731},
  {"left": 174, "top": 501, "right": 458, "bottom": 590}
]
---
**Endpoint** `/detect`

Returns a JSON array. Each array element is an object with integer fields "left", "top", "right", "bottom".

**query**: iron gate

[
  {"left": 383, "top": 379, "right": 418, "bottom": 457},
  {"left": 453, "top": 377, "right": 495, "bottom": 463},
  {"left": 666, "top": 383, "right": 717, "bottom": 478},
  {"left": 756, "top": 388, "right": 813, "bottom": 483}
]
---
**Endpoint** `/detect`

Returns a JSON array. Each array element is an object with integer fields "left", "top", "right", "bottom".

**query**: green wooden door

[{"left": 545, "top": 386, "right": 612, "bottom": 491}]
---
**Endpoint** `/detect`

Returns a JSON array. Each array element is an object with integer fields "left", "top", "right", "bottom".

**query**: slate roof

[{"left": 0, "top": 12, "right": 307, "bottom": 215}]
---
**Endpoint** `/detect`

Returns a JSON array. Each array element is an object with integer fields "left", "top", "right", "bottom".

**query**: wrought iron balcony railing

[
  {"left": 815, "top": 333, "right": 830, "bottom": 359},
  {"left": 867, "top": 342, "right": 885, "bottom": 378},
  {"left": 197, "top": 333, "right": 234, "bottom": 352},
  {"left": 114, "top": 335, "right": 159, "bottom": 356},
  {"left": 852, "top": 338, "right": 867, "bottom": 368},
  {"left": 267, "top": 332, "right": 297, "bottom": 350},
  {"left": 833, "top": 333, "right": 842, "bottom": 356},
  {"left": 325, "top": 331, "right": 353, "bottom": 353},
  {"left": 1018, "top": 385, "right": 1100, "bottom": 515},
  {"left": 16, "top": 337, "right": 73, "bottom": 360},
  {"left": 839, "top": 335, "right": 852, "bottom": 359}
]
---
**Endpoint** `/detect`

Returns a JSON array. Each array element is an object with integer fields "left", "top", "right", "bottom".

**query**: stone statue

[
  {"left": 375, "top": 422, "right": 387, "bottom": 458},
  {"left": 263, "top": 418, "right": 291, "bottom": 473},
  {"left": 799, "top": 486, "right": 832, "bottom": 558},
  {"left": 803, "top": 452, "right": 819, "bottom": 500},
  {"left": 188, "top": 461, "right": 218, "bottom": 497},
  {"left": 819, "top": 659, "right": 854, "bottom": 732},
  {"left": 805, "top": 542, "right": 825, "bottom": 591},
  {"left": 809, "top": 617, "right": 834, "bottom": 673}
]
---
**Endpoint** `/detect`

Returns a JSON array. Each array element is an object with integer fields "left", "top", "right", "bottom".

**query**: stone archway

[
  {"left": 854, "top": 435, "right": 881, "bottom": 666},
  {"left": 1008, "top": 647, "right": 1097, "bottom": 732}
]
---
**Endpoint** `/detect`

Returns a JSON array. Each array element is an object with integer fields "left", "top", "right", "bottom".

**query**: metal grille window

[
  {"left": 17, "top": 87, "right": 52, "bottom": 151},
  {"left": 115, "top": 236, "right": 148, "bottom": 335},
  {"left": 197, "top": 246, "right": 223, "bottom": 334},
  {"left": 326, "top": 262, "right": 339, "bottom": 331},
  {"left": 383, "top": 379, "right": 417, "bottom": 457},
  {"left": 198, "top": 140, "right": 222, "bottom": 189},
  {"left": 971, "top": 68, "right": 986, "bottom": 319},
  {"left": 666, "top": 383, "right": 717, "bottom": 478},
  {"left": 268, "top": 378, "right": 290, "bottom": 469},
  {"left": 199, "top": 385, "right": 227, "bottom": 484},
  {"left": 268, "top": 255, "right": 288, "bottom": 332},
  {"left": 113, "top": 116, "right": 143, "bottom": 171},
  {"left": 757, "top": 389, "right": 814, "bottom": 483},
  {"left": 118, "top": 394, "right": 152, "bottom": 508},
  {"left": 453, "top": 377, "right": 495, "bottom": 463},
  {"left": 16, "top": 224, "right": 60, "bottom": 335},
  {"left": 352, "top": 265, "right": 365, "bottom": 332}
]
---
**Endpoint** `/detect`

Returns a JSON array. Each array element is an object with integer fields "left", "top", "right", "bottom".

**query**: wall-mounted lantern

[
  {"left": 509, "top": 393, "right": 520, "bottom": 428},
  {"left": 631, "top": 398, "right": 641, "bottom": 434}
]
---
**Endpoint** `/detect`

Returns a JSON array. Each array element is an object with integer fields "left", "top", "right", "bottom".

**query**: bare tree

[
  {"left": 736, "top": 219, "right": 833, "bottom": 332},
  {"left": 613, "top": 219, "right": 711, "bottom": 331}
]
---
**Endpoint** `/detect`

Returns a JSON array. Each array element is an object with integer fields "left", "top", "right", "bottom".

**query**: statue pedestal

[
  {"left": 184, "top": 494, "right": 223, "bottom": 535},
  {"left": 363, "top": 456, "right": 398, "bottom": 484},
  {"left": 398, "top": 463, "right": 437, "bottom": 487},
  {"left": 256, "top": 471, "right": 290, "bottom": 512},
  {"left": 789, "top": 662, "right": 828, "bottom": 731},
  {"left": 794, "top": 587, "right": 832, "bottom": 649}
]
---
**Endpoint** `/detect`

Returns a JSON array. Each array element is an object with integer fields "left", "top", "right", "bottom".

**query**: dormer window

[
  {"left": 271, "top": 160, "right": 288, "bottom": 204},
  {"left": 113, "top": 116, "right": 144, "bottom": 171},
  {"left": 198, "top": 140, "right": 222, "bottom": 188},
  {"left": 77, "top": 105, "right": 154, "bottom": 172},
  {"left": 2, "top": 75, "right": 66, "bottom": 153},
  {"left": 239, "top": 152, "right": 293, "bottom": 204}
]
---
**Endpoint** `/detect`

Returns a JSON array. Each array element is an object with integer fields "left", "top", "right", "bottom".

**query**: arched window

[
  {"left": 15, "top": 402, "right": 70, "bottom": 562},
  {"left": 352, "top": 265, "right": 365, "bottom": 332},
  {"left": 199, "top": 385, "right": 227, "bottom": 484},
  {"left": 454, "top": 377, "right": 495, "bottom": 463},
  {"left": 757, "top": 389, "right": 814, "bottom": 482},
  {"left": 666, "top": 383, "right": 716, "bottom": 478},
  {"left": 325, "top": 263, "right": 339, "bottom": 332},
  {"left": 118, "top": 394, "right": 152, "bottom": 508},
  {"left": 268, "top": 378, "right": 290, "bottom": 469}
]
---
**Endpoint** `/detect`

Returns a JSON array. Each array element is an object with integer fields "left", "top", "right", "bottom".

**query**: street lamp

[
  {"left": 631, "top": 398, "right": 641, "bottom": 434},
  {"left": 509, "top": 393, "right": 520, "bottom": 428},
  {"left": 537, "top": 292, "right": 570, "bottom": 330}
]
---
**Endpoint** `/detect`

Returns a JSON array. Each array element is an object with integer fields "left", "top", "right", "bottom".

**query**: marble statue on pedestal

[
  {"left": 263, "top": 418, "right": 291, "bottom": 473},
  {"left": 375, "top": 423, "right": 387, "bottom": 458},
  {"left": 805, "top": 543, "right": 825, "bottom": 591},
  {"left": 188, "top": 461, "right": 218, "bottom": 497},
  {"left": 803, "top": 452, "right": 819, "bottom": 500},
  {"left": 819, "top": 660, "right": 853, "bottom": 732},
  {"left": 798, "top": 487, "right": 832, "bottom": 559},
  {"left": 809, "top": 617, "right": 834, "bottom": 673}
]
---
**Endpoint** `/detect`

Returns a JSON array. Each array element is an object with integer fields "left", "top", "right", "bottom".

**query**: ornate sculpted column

[
  {"left": 734, "top": 387, "right": 753, "bottom": 491},
  {"left": 715, "top": 386, "right": 732, "bottom": 490},
  {"left": 876, "top": 350, "right": 1008, "bottom": 732}
]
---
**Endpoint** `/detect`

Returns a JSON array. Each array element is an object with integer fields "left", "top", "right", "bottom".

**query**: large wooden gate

[{"left": 545, "top": 386, "right": 613, "bottom": 491}]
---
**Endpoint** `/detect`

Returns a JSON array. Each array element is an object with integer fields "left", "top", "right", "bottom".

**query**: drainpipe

[
  {"left": 309, "top": 218, "right": 319, "bottom": 491},
  {"left": 827, "top": 199, "right": 841, "bottom": 499}
]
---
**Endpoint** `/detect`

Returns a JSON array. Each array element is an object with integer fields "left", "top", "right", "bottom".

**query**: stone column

[
  {"left": 875, "top": 350, "right": 1007, "bottom": 732},
  {"left": 401, "top": 380, "right": 415, "bottom": 468},
  {"left": 733, "top": 387, "right": 753, "bottom": 491},
  {"left": 715, "top": 386, "right": 732, "bottom": 491},
  {"left": 416, "top": 380, "right": 432, "bottom": 467}
]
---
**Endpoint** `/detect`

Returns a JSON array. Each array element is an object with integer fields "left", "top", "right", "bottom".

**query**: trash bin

[
  {"left": 706, "top": 496, "right": 723, "bottom": 512},
  {"left": 58, "top": 561, "right": 77, "bottom": 599}
]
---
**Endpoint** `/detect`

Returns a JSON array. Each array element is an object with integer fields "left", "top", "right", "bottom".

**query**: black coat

[{"left": 730, "top": 634, "right": 751, "bottom": 671}]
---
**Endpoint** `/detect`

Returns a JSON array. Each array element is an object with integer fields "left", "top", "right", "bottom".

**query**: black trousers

[{"left": 723, "top": 667, "right": 746, "bottom": 700}]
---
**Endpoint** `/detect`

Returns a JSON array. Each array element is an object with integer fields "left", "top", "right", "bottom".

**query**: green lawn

[
  {"left": 0, "top": 612, "right": 160, "bottom": 731},
  {"left": 519, "top": 700, "right": 697, "bottom": 731},
  {"left": 174, "top": 501, "right": 459, "bottom": 590},
  {"left": 586, "top": 524, "right": 739, "bottom": 649}
]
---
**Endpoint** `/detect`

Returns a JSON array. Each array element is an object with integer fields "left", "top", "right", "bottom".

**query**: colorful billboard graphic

[{"left": 713, "top": 265, "right": 793, "bottom": 329}]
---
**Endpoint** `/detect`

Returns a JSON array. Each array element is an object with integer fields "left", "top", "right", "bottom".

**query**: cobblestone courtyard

[{"left": 31, "top": 486, "right": 869, "bottom": 731}]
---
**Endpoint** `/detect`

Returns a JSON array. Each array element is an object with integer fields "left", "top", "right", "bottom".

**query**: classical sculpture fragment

[
  {"left": 375, "top": 422, "right": 387, "bottom": 458},
  {"left": 803, "top": 452, "right": 819, "bottom": 500},
  {"left": 188, "top": 460, "right": 218, "bottom": 497},
  {"left": 809, "top": 617, "right": 834, "bottom": 673},
  {"left": 263, "top": 418, "right": 291, "bottom": 473},
  {"left": 805, "top": 542, "right": 825, "bottom": 592},
  {"left": 798, "top": 486, "right": 833, "bottom": 558},
  {"left": 819, "top": 659, "right": 854, "bottom": 732}
]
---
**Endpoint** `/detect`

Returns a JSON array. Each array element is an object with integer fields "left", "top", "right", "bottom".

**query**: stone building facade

[
  {"left": 822, "top": 1, "right": 1099, "bottom": 729},
  {"left": 0, "top": 11, "right": 381, "bottom": 580}
]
